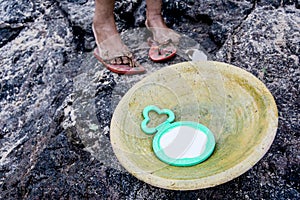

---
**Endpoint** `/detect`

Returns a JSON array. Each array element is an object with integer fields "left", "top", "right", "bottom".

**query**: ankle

[
  {"left": 92, "top": 22, "right": 119, "bottom": 43},
  {"left": 93, "top": 19, "right": 114, "bottom": 30},
  {"left": 146, "top": 13, "right": 163, "bottom": 24},
  {"left": 146, "top": 15, "right": 167, "bottom": 29},
  {"left": 93, "top": 24, "right": 117, "bottom": 34}
]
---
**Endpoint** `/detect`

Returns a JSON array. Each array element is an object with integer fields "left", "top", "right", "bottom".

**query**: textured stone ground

[{"left": 0, "top": 0, "right": 299, "bottom": 199}]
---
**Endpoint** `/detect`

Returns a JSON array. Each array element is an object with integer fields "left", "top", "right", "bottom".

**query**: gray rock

[
  {"left": 0, "top": 0, "right": 299, "bottom": 199},
  {"left": 57, "top": 0, "right": 94, "bottom": 32},
  {"left": 0, "top": 0, "right": 35, "bottom": 23}
]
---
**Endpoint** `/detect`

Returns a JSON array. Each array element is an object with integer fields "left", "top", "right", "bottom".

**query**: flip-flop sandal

[
  {"left": 94, "top": 48, "right": 145, "bottom": 75},
  {"left": 92, "top": 24, "right": 145, "bottom": 75},
  {"left": 147, "top": 38, "right": 177, "bottom": 62}
]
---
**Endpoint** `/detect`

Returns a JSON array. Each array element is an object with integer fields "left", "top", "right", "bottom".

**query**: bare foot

[
  {"left": 92, "top": 23, "right": 130, "bottom": 60},
  {"left": 145, "top": 15, "right": 180, "bottom": 44}
]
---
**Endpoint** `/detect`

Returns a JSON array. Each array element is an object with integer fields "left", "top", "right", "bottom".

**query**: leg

[
  {"left": 146, "top": 0, "right": 166, "bottom": 29},
  {"left": 146, "top": 0, "right": 180, "bottom": 43},
  {"left": 93, "top": 0, "right": 128, "bottom": 60}
]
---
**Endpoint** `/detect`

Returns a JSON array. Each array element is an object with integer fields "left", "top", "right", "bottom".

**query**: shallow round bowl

[{"left": 110, "top": 61, "right": 278, "bottom": 190}]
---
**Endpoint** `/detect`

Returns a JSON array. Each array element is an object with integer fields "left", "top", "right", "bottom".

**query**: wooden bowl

[{"left": 110, "top": 61, "right": 278, "bottom": 190}]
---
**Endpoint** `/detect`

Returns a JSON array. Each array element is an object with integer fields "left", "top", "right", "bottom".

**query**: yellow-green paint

[{"left": 110, "top": 61, "right": 278, "bottom": 190}]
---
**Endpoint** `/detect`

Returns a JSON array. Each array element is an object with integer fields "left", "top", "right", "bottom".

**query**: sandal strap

[
  {"left": 160, "top": 39, "right": 173, "bottom": 46},
  {"left": 106, "top": 54, "right": 138, "bottom": 68},
  {"left": 148, "top": 38, "right": 174, "bottom": 55},
  {"left": 148, "top": 38, "right": 173, "bottom": 46}
]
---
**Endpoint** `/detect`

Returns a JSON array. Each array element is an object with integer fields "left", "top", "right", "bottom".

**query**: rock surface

[{"left": 0, "top": 0, "right": 299, "bottom": 199}]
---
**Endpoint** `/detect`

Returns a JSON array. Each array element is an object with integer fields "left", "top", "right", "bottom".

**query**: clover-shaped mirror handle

[{"left": 141, "top": 105, "right": 175, "bottom": 135}]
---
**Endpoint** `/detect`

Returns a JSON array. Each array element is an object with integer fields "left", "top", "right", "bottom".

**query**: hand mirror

[{"left": 141, "top": 105, "right": 215, "bottom": 167}]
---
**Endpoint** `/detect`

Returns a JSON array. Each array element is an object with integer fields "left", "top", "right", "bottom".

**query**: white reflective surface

[{"left": 159, "top": 126, "right": 207, "bottom": 159}]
